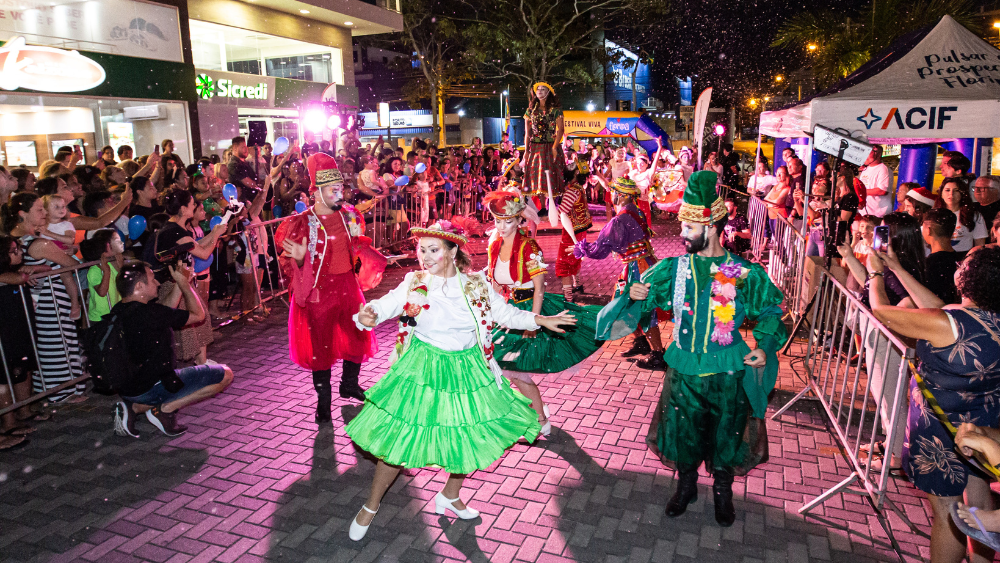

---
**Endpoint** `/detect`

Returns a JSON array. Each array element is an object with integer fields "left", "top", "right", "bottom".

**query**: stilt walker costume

[
  {"left": 275, "top": 153, "right": 384, "bottom": 423},
  {"left": 574, "top": 177, "right": 666, "bottom": 370},
  {"left": 522, "top": 82, "right": 564, "bottom": 204},
  {"left": 595, "top": 171, "right": 788, "bottom": 527},
  {"left": 484, "top": 192, "right": 604, "bottom": 376},
  {"left": 343, "top": 221, "right": 577, "bottom": 542},
  {"left": 554, "top": 161, "right": 593, "bottom": 299}
]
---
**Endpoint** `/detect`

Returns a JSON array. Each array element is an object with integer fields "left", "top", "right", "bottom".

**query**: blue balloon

[
  {"left": 463, "top": 162, "right": 471, "bottom": 174},
  {"left": 209, "top": 216, "right": 223, "bottom": 229},
  {"left": 444, "top": 182, "right": 453, "bottom": 191},
  {"left": 272, "top": 205, "right": 283, "bottom": 218},
  {"left": 222, "top": 183, "right": 238, "bottom": 202},
  {"left": 294, "top": 201, "right": 307, "bottom": 214},
  {"left": 441, "top": 172, "right": 450, "bottom": 180},
  {"left": 414, "top": 162, "right": 427, "bottom": 174},
  {"left": 127, "top": 215, "right": 146, "bottom": 240},
  {"left": 273, "top": 136, "right": 290, "bottom": 156},
  {"left": 193, "top": 254, "right": 214, "bottom": 274},
  {"left": 394, "top": 175, "right": 410, "bottom": 187}
]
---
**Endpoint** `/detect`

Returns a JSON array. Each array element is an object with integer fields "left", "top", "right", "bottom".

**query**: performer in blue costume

[
  {"left": 596, "top": 171, "right": 788, "bottom": 527},
  {"left": 574, "top": 176, "right": 665, "bottom": 369}
]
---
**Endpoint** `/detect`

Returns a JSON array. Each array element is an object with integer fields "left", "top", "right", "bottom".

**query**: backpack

[{"left": 82, "top": 303, "right": 139, "bottom": 395}]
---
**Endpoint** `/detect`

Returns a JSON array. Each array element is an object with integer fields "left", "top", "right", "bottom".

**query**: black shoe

[
  {"left": 572, "top": 284, "right": 585, "bottom": 295},
  {"left": 114, "top": 401, "right": 139, "bottom": 438},
  {"left": 621, "top": 335, "right": 652, "bottom": 358},
  {"left": 666, "top": 470, "right": 699, "bottom": 517},
  {"left": 145, "top": 406, "right": 187, "bottom": 437},
  {"left": 339, "top": 386, "right": 366, "bottom": 403},
  {"left": 635, "top": 350, "right": 666, "bottom": 370},
  {"left": 712, "top": 471, "right": 736, "bottom": 527},
  {"left": 315, "top": 409, "right": 333, "bottom": 423}
]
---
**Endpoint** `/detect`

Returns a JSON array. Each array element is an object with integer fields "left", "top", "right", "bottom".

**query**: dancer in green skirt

[
  {"left": 483, "top": 190, "right": 604, "bottom": 436},
  {"left": 345, "top": 221, "right": 577, "bottom": 541}
]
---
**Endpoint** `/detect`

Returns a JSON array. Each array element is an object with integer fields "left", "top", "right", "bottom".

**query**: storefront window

[
  {"left": 190, "top": 20, "right": 344, "bottom": 85},
  {"left": 0, "top": 94, "right": 192, "bottom": 169}
]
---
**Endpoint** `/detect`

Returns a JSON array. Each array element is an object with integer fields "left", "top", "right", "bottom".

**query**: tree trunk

[
  {"left": 429, "top": 82, "right": 440, "bottom": 147},
  {"left": 437, "top": 87, "right": 446, "bottom": 146},
  {"left": 631, "top": 62, "right": 638, "bottom": 110}
]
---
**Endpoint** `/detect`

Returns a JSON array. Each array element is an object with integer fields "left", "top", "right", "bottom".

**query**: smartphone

[
  {"left": 154, "top": 144, "right": 160, "bottom": 154},
  {"left": 872, "top": 225, "right": 890, "bottom": 253}
]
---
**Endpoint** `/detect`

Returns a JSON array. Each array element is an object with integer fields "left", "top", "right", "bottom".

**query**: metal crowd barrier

[
  {"left": 0, "top": 260, "right": 98, "bottom": 415},
  {"left": 766, "top": 213, "right": 807, "bottom": 322},
  {"left": 364, "top": 179, "right": 490, "bottom": 252},
  {"left": 747, "top": 197, "right": 769, "bottom": 262},
  {"left": 771, "top": 266, "right": 917, "bottom": 557}
]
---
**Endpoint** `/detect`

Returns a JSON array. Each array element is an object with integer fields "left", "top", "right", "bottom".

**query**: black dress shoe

[
  {"left": 315, "top": 409, "right": 333, "bottom": 423},
  {"left": 339, "top": 386, "right": 367, "bottom": 402},
  {"left": 666, "top": 470, "right": 699, "bottom": 517},
  {"left": 712, "top": 471, "right": 736, "bottom": 527},
  {"left": 635, "top": 350, "right": 666, "bottom": 370},
  {"left": 621, "top": 335, "right": 651, "bottom": 358},
  {"left": 572, "top": 284, "right": 585, "bottom": 295}
]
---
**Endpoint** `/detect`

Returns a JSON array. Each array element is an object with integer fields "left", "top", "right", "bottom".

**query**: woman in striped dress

[{"left": 2, "top": 193, "right": 86, "bottom": 404}]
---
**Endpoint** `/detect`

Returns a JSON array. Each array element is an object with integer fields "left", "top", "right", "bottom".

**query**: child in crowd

[
  {"left": 40, "top": 195, "right": 77, "bottom": 254},
  {"left": 80, "top": 229, "right": 124, "bottom": 322}
]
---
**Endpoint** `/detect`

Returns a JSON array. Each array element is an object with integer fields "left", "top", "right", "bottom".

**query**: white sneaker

[
  {"left": 204, "top": 359, "right": 219, "bottom": 365},
  {"left": 434, "top": 492, "right": 480, "bottom": 519},
  {"left": 349, "top": 503, "right": 378, "bottom": 541}
]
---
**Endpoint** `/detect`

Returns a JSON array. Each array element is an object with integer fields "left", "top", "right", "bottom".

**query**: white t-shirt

[
  {"left": 629, "top": 168, "right": 655, "bottom": 202},
  {"left": 859, "top": 163, "right": 892, "bottom": 217},
  {"left": 949, "top": 209, "right": 988, "bottom": 252},
  {"left": 747, "top": 174, "right": 777, "bottom": 197}
]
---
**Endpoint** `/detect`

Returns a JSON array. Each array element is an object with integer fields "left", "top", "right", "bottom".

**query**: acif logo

[
  {"left": 196, "top": 74, "right": 215, "bottom": 99},
  {"left": 857, "top": 108, "right": 882, "bottom": 129}
]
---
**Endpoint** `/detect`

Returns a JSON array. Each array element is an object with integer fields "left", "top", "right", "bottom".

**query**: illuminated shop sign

[
  {"left": 0, "top": 37, "right": 106, "bottom": 92},
  {"left": 196, "top": 73, "right": 268, "bottom": 100}
]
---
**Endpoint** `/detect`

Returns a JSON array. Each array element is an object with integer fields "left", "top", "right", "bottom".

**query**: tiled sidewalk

[{"left": 0, "top": 219, "right": 933, "bottom": 562}]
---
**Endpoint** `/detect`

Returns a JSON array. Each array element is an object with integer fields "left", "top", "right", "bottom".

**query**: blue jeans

[{"left": 122, "top": 364, "right": 226, "bottom": 406}]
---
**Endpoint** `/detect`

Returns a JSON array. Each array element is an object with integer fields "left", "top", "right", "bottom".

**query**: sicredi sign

[
  {"left": 0, "top": 36, "right": 106, "bottom": 92},
  {"left": 195, "top": 69, "right": 275, "bottom": 106}
]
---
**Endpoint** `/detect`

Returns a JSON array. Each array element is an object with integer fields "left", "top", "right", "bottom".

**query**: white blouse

[
  {"left": 360, "top": 271, "right": 539, "bottom": 351},
  {"left": 493, "top": 259, "right": 533, "bottom": 290}
]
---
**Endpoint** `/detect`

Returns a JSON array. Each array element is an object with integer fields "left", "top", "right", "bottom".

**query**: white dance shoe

[
  {"left": 349, "top": 503, "right": 378, "bottom": 541},
  {"left": 540, "top": 405, "right": 552, "bottom": 437},
  {"left": 434, "top": 492, "right": 480, "bottom": 519}
]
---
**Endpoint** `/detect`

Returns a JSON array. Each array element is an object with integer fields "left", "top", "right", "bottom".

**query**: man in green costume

[{"left": 596, "top": 170, "right": 788, "bottom": 526}]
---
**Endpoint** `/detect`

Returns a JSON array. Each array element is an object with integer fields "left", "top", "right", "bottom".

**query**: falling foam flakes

[
  {"left": 97, "top": 463, "right": 104, "bottom": 470},
  {"left": 22, "top": 465, "right": 32, "bottom": 474},
  {"left": 94, "top": 441, "right": 102, "bottom": 448},
  {"left": 0, "top": 472, "right": 7, "bottom": 482}
]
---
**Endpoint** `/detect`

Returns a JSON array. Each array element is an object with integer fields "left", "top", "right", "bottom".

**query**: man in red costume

[
  {"left": 276, "top": 153, "right": 382, "bottom": 423},
  {"left": 554, "top": 161, "right": 593, "bottom": 301}
]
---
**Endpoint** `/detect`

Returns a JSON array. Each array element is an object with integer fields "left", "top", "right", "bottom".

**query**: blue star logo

[{"left": 857, "top": 108, "right": 882, "bottom": 129}]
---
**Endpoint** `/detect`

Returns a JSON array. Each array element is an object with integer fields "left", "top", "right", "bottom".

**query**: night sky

[{"left": 618, "top": 0, "right": 868, "bottom": 106}]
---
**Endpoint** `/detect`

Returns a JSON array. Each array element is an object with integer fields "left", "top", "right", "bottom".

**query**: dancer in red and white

[
  {"left": 554, "top": 161, "right": 594, "bottom": 300},
  {"left": 275, "top": 153, "right": 386, "bottom": 423}
]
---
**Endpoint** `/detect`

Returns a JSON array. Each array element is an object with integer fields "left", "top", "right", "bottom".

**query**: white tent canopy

[{"left": 760, "top": 15, "right": 1000, "bottom": 143}]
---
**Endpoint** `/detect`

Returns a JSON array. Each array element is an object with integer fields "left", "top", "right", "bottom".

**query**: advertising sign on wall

[
  {"left": 0, "top": 37, "right": 106, "bottom": 92},
  {"left": 0, "top": 0, "right": 183, "bottom": 62}
]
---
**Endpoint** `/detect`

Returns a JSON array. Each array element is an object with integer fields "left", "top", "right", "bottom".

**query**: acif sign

[{"left": 0, "top": 37, "right": 106, "bottom": 92}]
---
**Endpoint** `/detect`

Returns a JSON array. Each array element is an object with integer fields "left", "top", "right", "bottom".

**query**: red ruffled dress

[{"left": 275, "top": 208, "right": 379, "bottom": 369}]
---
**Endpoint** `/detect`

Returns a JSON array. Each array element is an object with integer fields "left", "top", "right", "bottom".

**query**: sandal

[
  {"left": 951, "top": 503, "right": 1000, "bottom": 551},
  {"left": 16, "top": 412, "right": 51, "bottom": 423},
  {"left": 0, "top": 434, "right": 28, "bottom": 451}
]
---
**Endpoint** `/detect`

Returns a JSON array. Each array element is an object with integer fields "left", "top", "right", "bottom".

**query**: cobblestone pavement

[{"left": 0, "top": 215, "right": 935, "bottom": 563}]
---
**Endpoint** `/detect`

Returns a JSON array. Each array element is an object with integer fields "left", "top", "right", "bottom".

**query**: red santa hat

[
  {"left": 906, "top": 186, "right": 935, "bottom": 207},
  {"left": 306, "top": 152, "right": 343, "bottom": 194}
]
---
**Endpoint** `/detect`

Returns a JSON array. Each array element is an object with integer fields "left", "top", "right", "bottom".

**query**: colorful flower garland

[{"left": 708, "top": 260, "right": 749, "bottom": 346}]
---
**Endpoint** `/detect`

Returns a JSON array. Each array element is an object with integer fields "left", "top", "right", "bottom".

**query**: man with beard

[
  {"left": 596, "top": 171, "right": 787, "bottom": 527},
  {"left": 574, "top": 176, "right": 665, "bottom": 370},
  {"left": 275, "top": 153, "right": 384, "bottom": 423}
]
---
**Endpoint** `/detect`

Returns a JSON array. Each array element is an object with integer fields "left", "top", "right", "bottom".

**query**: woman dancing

[
  {"left": 345, "top": 221, "right": 577, "bottom": 541},
  {"left": 483, "top": 191, "right": 604, "bottom": 435},
  {"left": 522, "top": 82, "right": 564, "bottom": 200}
]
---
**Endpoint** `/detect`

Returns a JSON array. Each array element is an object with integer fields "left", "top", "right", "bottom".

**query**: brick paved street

[{"left": 0, "top": 214, "right": 935, "bottom": 562}]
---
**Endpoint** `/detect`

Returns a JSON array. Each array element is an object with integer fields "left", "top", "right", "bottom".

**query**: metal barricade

[
  {"left": 766, "top": 214, "right": 807, "bottom": 321},
  {"left": 747, "top": 197, "right": 768, "bottom": 262},
  {"left": 1, "top": 260, "right": 99, "bottom": 415},
  {"left": 771, "top": 267, "right": 917, "bottom": 557}
]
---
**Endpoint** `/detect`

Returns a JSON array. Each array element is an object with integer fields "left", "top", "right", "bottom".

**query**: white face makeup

[
  {"left": 494, "top": 216, "right": 520, "bottom": 239},
  {"left": 418, "top": 237, "right": 457, "bottom": 277},
  {"left": 319, "top": 182, "right": 345, "bottom": 208}
]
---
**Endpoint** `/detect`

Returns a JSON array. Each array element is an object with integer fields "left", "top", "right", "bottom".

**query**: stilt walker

[
  {"left": 523, "top": 82, "right": 564, "bottom": 234},
  {"left": 596, "top": 171, "right": 788, "bottom": 527},
  {"left": 344, "top": 221, "right": 577, "bottom": 541},
  {"left": 553, "top": 161, "right": 593, "bottom": 301},
  {"left": 574, "top": 176, "right": 666, "bottom": 370},
  {"left": 483, "top": 191, "right": 604, "bottom": 436},
  {"left": 275, "top": 153, "right": 384, "bottom": 423}
]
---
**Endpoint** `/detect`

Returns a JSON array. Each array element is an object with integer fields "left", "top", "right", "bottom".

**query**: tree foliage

[{"left": 772, "top": 0, "right": 981, "bottom": 88}]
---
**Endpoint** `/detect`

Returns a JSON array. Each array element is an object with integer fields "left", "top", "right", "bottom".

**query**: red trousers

[
  {"left": 555, "top": 230, "right": 586, "bottom": 277},
  {"left": 637, "top": 200, "right": 653, "bottom": 228}
]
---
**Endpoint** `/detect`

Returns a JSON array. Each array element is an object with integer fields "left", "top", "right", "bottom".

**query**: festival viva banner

[{"left": 563, "top": 111, "right": 642, "bottom": 137}]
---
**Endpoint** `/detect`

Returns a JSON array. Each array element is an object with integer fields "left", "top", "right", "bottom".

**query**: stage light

[
  {"left": 458, "top": 109, "right": 465, "bottom": 117},
  {"left": 305, "top": 109, "right": 326, "bottom": 132},
  {"left": 586, "top": 102, "right": 595, "bottom": 112},
  {"left": 714, "top": 124, "right": 726, "bottom": 136},
  {"left": 327, "top": 115, "right": 342, "bottom": 129}
]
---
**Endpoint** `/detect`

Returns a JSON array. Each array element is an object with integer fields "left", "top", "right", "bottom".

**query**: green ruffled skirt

[
  {"left": 492, "top": 293, "right": 604, "bottom": 374},
  {"left": 345, "top": 337, "right": 541, "bottom": 474}
]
